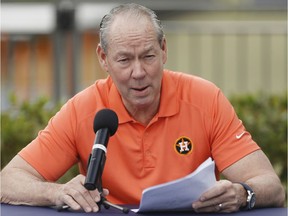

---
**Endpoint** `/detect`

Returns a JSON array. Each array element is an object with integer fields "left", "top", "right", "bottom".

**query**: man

[{"left": 1, "top": 3, "right": 285, "bottom": 213}]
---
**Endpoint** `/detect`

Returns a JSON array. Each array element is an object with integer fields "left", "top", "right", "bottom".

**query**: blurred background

[
  {"left": 1, "top": 0, "right": 287, "bottom": 195},
  {"left": 1, "top": 0, "right": 287, "bottom": 105}
]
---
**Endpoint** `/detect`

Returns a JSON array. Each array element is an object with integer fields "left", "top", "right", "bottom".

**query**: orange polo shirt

[{"left": 19, "top": 70, "right": 259, "bottom": 204}]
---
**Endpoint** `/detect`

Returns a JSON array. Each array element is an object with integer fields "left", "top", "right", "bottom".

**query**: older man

[{"left": 1, "top": 3, "right": 284, "bottom": 213}]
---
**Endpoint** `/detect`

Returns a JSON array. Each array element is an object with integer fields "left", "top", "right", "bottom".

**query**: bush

[
  {"left": 230, "top": 92, "right": 287, "bottom": 187},
  {"left": 0, "top": 95, "right": 78, "bottom": 182},
  {"left": 1, "top": 95, "right": 58, "bottom": 165}
]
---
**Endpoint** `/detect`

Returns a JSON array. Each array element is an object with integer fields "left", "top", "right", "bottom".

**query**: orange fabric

[{"left": 19, "top": 70, "right": 259, "bottom": 204}]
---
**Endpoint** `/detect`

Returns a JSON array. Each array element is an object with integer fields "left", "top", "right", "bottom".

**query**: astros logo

[{"left": 174, "top": 136, "right": 193, "bottom": 155}]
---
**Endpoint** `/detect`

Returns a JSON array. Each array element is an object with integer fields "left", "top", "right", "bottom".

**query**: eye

[
  {"left": 145, "top": 55, "right": 155, "bottom": 59},
  {"left": 118, "top": 58, "right": 129, "bottom": 63}
]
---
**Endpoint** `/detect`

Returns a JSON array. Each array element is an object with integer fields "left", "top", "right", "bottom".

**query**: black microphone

[{"left": 84, "top": 108, "right": 118, "bottom": 191}]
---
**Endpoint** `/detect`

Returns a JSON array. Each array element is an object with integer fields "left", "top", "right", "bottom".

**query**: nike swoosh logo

[{"left": 236, "top": 131, "right": 246, "bottom": 139}]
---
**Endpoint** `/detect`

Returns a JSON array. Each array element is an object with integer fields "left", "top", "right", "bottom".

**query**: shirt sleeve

[
  {"left": 210, "top": 90, "right": 260, "bottom": 172},
  {"left": 18, "top": 99, "right": 79, "bottom": 181}
]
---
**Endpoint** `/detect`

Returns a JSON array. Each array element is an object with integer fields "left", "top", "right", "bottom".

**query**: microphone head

[{"left": 93, "top": 109, "right": 118, "bottom": 136}]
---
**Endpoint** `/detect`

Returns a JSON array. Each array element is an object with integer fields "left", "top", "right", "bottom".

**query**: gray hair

[{"left": 99, "top": 3, "right": 164, "bottom": 53}]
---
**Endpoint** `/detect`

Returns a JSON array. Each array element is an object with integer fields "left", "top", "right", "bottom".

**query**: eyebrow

[
  {"left": 116, "top": 45, "right": 156, "bottom": 57},
  {"left": 143, "top": 45, "right": 156, "bottom": 53}
]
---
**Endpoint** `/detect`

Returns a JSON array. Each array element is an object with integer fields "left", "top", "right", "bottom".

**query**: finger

[
  {"left": 61, "top": 194, "right": 81, "bottom": 211},
  {"left": 194, "top": 202, "right": 233, "bottom": 213},
  {"left": 193, "top": 192, "right": 225, "bottom": 210},
  {"left": 77, "top": 176, "right": 101, "bottom": 212},
  {"left": 193, "top": 197, "right": 239, "bottom": 213},
  {"left": 102, "top": 188, "right": 109, "bottom": 197},
  {"left": 192, "top": 197, "right": 222, "bottom": 211},
  {"left": 195, "top": 180, "right": 235, "bottom": 209},
  {"left": 86, "top": 188, "right": 102, "bottom": 203},
  {"left": 62, "top": 175, "right": 101, "bottom": 212},
  {"left": 194, "top": 203, "right": 222, "bottom": 213},
  {"left": 68, "top": 188, "right": 98, "bottom": 212},
  {"left": 83, "top": 189, "right": 101, "bottom": 212},
  {"left": 199, "top": 180, "right": 229, "bottom": 201},
  {"left": 88, "top": 188, "right": 109, "bottom": 203}
]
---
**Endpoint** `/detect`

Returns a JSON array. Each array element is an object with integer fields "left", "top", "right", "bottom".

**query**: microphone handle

[
  {"left": 84, "top": 151, "right": 106, "bottom": 190},
  {"left": 84, "top": 128, "right": 110, "bottom": 191}
]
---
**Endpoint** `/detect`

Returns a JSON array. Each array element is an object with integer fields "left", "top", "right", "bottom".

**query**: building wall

[{"left": 163, "top": 11, "right": 287, "bottom": 96}]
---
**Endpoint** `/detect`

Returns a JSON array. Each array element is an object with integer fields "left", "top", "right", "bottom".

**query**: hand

[
  {"left": 54, "top": 174, "right": 109, "bottom": 212},
  {"left": 192, "top": 180, "right": 244, "bottom": 213}
]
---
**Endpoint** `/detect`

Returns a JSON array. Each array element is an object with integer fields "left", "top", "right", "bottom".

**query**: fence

[{"left": 164, "top": 20, "right": 287, "bottom": 95}]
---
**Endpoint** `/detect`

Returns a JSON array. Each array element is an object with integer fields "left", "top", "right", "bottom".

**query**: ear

[
  {"left": 96, "top": 44, "right": 109, "bottom": 72},
  {"left": 161, "top": 37, "right": 168, "bottom": 64}
]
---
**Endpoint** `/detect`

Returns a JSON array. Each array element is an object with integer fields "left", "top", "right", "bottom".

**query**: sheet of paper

[{"left": 134, "top": 157, "right": 216, "bottom": 213}]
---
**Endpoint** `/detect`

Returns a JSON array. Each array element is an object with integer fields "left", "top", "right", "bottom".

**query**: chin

[{"left": 134, "top": 100, "right": 156, "bottom": 110}]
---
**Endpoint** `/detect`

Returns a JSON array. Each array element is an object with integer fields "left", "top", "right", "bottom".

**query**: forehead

[{"left": 107, "top": 15, "right": 158, "bottom": 50}]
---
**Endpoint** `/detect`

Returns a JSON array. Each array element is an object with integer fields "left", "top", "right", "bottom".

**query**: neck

[
  {"left": 133, "top": 110, "right": 157, "bottom": 126},
  {"left": 125, "top": 102, "right": 159, "bottom": 126}
]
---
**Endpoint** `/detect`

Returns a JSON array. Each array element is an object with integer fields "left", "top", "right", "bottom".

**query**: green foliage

[
  {"left": 230, "top": 92, "right": 287, "bottom": 186},
  {"left": 1, "top": 95, "right": 79, "bottom": 183},
  {"left": 1, "top": 95, "right": 62, "bottom": 167},
  {"left": 1, "top": 95, "right": 80, "bottom": 183}
]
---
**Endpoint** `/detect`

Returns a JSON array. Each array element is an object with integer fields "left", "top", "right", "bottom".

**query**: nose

[{"left": 131, "top": 60, "right": 145, "bottom": 79}]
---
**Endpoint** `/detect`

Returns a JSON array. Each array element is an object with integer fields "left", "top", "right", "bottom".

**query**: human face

[{"left": 97, "top": 16, "right": 167, "bottom": 114}]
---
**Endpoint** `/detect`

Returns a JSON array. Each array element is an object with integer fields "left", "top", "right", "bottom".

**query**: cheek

[
  {"left": 150, "top": 64, "right": 163, "bottom": 79},
  {"left": 152, "top": 67, "right": 164, "bottom": 86},
  {"left": 108, "top": 68, "right": 130, "bottom": 90},
  {"left": 110, "top": 68, "right": 130, "bottom": 82}
]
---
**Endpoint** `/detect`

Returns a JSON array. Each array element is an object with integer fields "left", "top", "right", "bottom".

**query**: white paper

[{"left": 134, "top": 157, "right": 216, "bottom": 213}]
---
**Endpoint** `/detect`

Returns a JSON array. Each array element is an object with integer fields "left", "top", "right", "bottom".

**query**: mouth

[
  {"left": 132, "top": 86, "right": 149, "bottom": 91},
  {"left": 131, "top": 85, "right": 150, "bottom": 96}
]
